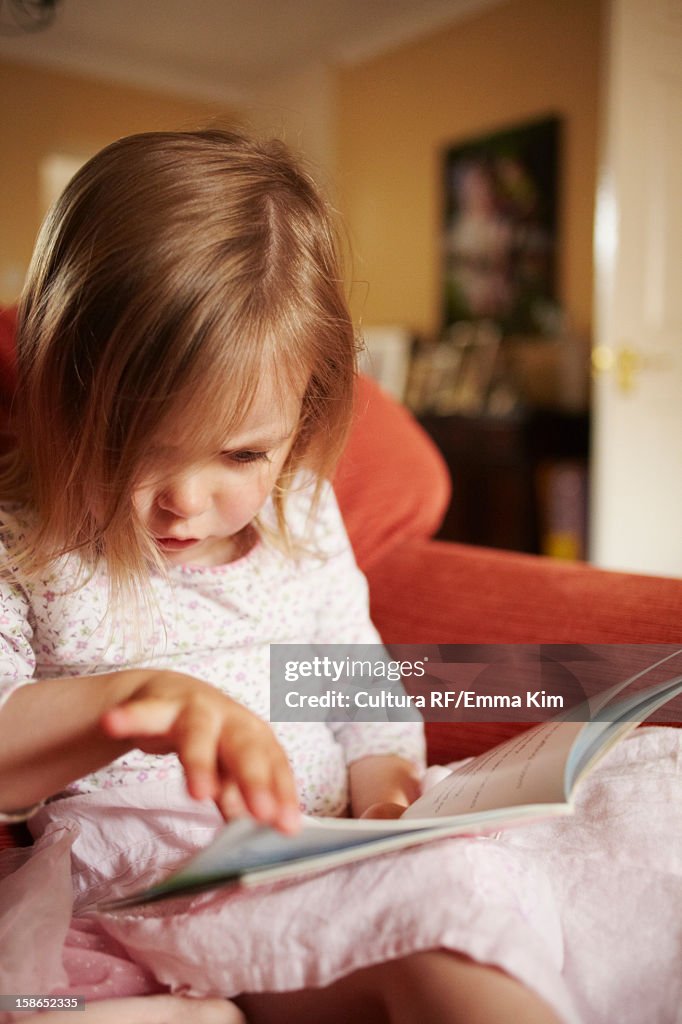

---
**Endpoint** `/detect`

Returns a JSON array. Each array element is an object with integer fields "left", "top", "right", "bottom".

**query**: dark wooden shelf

[{"left": 418, "top": 408, "right": 590, "bottom": 555}]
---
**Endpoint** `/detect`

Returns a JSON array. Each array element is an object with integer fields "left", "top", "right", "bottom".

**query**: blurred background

[{"left": 0, "top": 0, "right": 680, "bottom": 576}]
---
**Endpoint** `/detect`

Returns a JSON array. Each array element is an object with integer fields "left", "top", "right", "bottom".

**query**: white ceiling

[{"left": 0, "top": 0, "right": 504, "bottom": 103}]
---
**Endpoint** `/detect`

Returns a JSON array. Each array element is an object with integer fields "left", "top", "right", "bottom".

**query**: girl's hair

[{"left": 0, "top": 128, "right": 358, "bottom": 592}]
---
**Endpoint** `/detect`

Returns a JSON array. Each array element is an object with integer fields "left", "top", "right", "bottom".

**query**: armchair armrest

[
  {"left": 366, "top": 539, "right": 682, "bottom": 763},
  {"left": 367, "top": 539, "right": 682, "bottom": 646}
]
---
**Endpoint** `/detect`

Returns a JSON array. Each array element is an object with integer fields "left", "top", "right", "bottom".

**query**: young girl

[{"left": 0, "top": 129, "right": 680, "bottom": 1024}]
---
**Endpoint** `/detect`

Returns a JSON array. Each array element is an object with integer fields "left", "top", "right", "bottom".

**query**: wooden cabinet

[{"left": 418, "top": 410, "right": 590, "bottom": 556}]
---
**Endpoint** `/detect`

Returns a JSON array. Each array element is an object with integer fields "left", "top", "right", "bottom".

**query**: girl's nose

[{"left": 156, "top": 470, "right": 211, "bottom": 520}]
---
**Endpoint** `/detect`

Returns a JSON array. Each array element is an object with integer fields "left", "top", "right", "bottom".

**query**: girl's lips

[{"left": 155, "top": 537, "right": 199, "bottom": 550}]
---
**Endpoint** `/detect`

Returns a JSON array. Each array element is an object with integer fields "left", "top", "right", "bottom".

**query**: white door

[{"left": 590, "top": 0, "right": 682, "bottom": 576}]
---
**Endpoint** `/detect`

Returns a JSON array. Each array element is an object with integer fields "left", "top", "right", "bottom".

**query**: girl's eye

[{"left": 224, "top": 450, "right": 270, "bottom": 466}]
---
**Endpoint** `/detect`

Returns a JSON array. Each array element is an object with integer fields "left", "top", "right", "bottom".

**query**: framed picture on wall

[{"left": 442, "top": 115, "right": 561, "bottom": 336}]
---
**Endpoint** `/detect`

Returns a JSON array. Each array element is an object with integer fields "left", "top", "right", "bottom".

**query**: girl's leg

[
  {"left": 381, "top": 950, "right": 562, "bottom": 1024},
  {"left": 237, "top": 949, "right": 562, "bottom": 1024}
]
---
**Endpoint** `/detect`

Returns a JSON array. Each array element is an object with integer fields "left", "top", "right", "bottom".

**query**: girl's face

[{"left": 133, "top": 382, "right": 302, "bottom": 567}]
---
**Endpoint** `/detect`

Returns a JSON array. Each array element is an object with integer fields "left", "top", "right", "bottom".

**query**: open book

[{"left": 102, "top": 652, "right": 682, "bottom": 910}]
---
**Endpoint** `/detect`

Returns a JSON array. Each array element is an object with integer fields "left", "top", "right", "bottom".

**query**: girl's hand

[
  {"left": 359, "top": 801, "right": 408, "bottom": 820},
  {"left": 348, "top": 754, "right": 421, "bottom": 819},
  {"left": 100, "top": 671, "right": 301, "bottom": 834}
]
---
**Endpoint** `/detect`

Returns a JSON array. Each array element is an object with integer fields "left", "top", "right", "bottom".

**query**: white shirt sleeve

[
  {"left": 295, "top": 481, "right": 426, "bottom": 772},
  {"left": 0, "top": 518, "right": 37, "bottom": 713},
  {"left": 0, "top": 515, "right": 42, "bottom": 820}
]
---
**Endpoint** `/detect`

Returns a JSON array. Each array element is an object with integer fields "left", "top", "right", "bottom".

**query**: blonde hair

[{"left": 0, "top": 128, "right": 358, "bottom": 593}]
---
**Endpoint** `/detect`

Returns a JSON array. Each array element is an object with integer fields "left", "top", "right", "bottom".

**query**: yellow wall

[
  {"left": 0, "top": 59, "right": 237, "bottom": 304},
  {"left": 1, "top": 0, "right": 602, "bottom": 329},
  {"left": 337, "top": 0, "right": 603, "bottom": 337}
]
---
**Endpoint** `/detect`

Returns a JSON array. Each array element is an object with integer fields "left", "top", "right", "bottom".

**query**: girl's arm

[
  {"left": 0, "top": 669, "right": 301, "bottom": 833},
  {"left": 302, "top": 483, "right": 427, "bottom": 818},
  {"left": 349, "top": 753, "right": 422, "bottom": 819}
]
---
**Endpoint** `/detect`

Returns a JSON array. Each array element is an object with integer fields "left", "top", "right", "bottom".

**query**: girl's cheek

[{"left": 233, "top": 474, "right": 277, "bottom": 522}]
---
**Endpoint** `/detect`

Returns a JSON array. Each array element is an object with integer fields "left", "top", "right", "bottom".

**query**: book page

[
  {"left": 157, "top": 815, "right": 424, "bottom": 885},
  {"left": 102, "top": 663, "right": 682, "bottom": 909},
  {"left": 583, "top": 648, "right": 682, "bottom": 718},
  {"left": 101, "top": 813, "right": 525, "bottom": 909},
  {"left": 403, "top": 720, "right": 585, "bottom": 819},
  {"left": 566, "top": 674, "right": 682, "bottom": 790}
]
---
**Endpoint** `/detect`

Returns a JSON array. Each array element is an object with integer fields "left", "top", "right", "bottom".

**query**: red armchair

[
  {"left": 1, "top": 305, "right": 681, "bottom": 775},
  {"left": 332, "top": 374, "right": 682, "bottom": 764}
]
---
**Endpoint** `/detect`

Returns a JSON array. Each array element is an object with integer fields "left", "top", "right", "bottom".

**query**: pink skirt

[{"left": 1, "top": 728, "right": 681, "bottom": 1024}]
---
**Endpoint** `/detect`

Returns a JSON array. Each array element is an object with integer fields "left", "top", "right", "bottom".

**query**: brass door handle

[{"left": 591, "top": 344, "right": 673, "bottom": 393}]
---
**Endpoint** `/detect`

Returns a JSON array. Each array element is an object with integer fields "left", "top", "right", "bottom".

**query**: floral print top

[{"left": 0, "top": 480, "right": 425, "bottom": 817}]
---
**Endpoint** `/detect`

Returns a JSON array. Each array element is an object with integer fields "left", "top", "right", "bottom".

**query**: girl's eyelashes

[{"left": 222, "top": 449, "right": 271, "bottom": 466}]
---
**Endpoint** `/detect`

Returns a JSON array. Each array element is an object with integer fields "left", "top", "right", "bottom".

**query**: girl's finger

[
  {"left": 174, "top": 704, "right": 223, "bottom": 802},
  {"left": 100, "top": 698, "right": 180, "bottom": 737},
  {"left": 268, "top": 749, "right": 302, "bottom": 833},
  {"left": 216, "top": 781, "right": 249, "bottom": 821},
  {"left": 221, "top": 732, "right": 299, "bottom": 832},
  {"left": 220, "top": 735, "right": 280, "bottom": 825}
]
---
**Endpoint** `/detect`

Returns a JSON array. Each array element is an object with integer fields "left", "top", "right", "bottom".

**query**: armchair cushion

[
  {"left": 333, "top": 374, "right": 451, "bottom": 572},
  {"left": 365, "top": 538, "right": 682, "bottom": 762}
]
